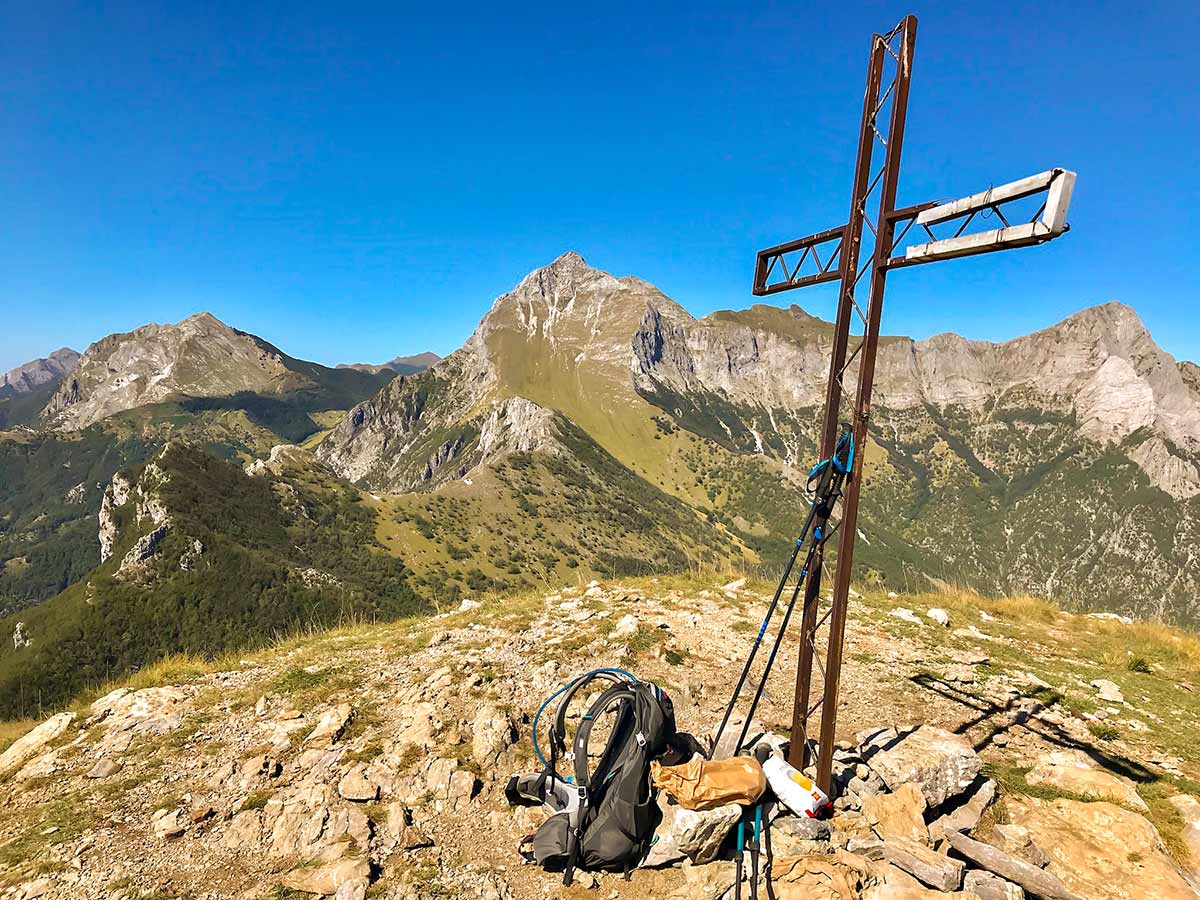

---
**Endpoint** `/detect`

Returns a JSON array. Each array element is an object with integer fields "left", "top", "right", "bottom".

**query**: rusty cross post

[{"left": 749, "top": 14, "right": 1075, "bottom": 793}]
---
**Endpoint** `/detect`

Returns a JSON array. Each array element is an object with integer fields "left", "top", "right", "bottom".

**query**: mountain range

[
  {"left": 1, "top": 252, "right": 1197, "bottom": 716},
  {"left": 337, "top": 351, "right": 441, "bottom": 376}
]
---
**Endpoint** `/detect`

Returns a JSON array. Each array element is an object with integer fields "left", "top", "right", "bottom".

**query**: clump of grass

[
  {"left": 623, "top": 625, "right": 667, "bottom": 656},
  {"left": 982, "top": 763, "right": 1092, "bottom": 804},
  {"left": 396, "top": 743, "right": 424, "bottom": 772},
  {"left": 270, "top": 666, "right": 332, "bottom": 695},
  {"left": 985, "top": 594, "right": 1060, "bottom": 624},
  {"left": 0, "top": 798, "right": 95, "bottom": 868},
  {"left": 663, "top": 647, "right": 689, "bottom": 666},
  {"left": 1087, "top": 721, "right": 1120, "bottom": 742},
  {"left": 0, "top": 719, "right": 39, "bottom": 755},
  {"left": 242, "top": 789, "right": 275, "bottom": 811},
  {"left": 1127, "top": 655, "right": 1154, "bottom": 674}
]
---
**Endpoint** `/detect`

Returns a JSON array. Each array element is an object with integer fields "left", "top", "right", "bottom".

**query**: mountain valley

[{"left": 2, "top": 253, "right": 1199, "bottom": 721}]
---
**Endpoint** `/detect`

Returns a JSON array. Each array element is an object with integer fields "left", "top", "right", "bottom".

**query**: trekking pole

[
  {"left": 711, "top": 503, "right": 819, "bottom": 756},
  {"left": 713, "top": 425, "right": 854, "bottom": 756},
  {"left": 733, "top": 538, "right": 822, "bottom": 753},
  {"left": 749, "top": 803, "right": 763, "bottom": 900},
  {"left": 734, "top": 816, "right": 746, "bottom": 900}
]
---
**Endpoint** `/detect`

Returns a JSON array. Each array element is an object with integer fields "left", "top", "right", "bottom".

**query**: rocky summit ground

[{"left": 3, "top": 576, "right": 1200, "bottom": 900}]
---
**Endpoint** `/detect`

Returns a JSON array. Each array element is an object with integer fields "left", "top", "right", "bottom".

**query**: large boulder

[
  {"left": 1007, "top": 796, "right": 1195, "bottom": 900},
  {"left": 0, "top": 712, "right": 74, "bottom": 777},
  {"left": 861, "top": 727, "right": 982, "bottom": 808},
  {"left": 862, "top": 783, "right": 928, "bottom": 844},
  {"left": 1025, "top": 751, "right": 1148, "bottom": 812},
  {"left": 672, "top": 803, "right": 742, "bottom": 865}
]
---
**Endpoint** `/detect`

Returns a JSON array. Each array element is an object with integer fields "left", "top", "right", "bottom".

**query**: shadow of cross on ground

[{"left": 909, "top": 672, "right": 1158, "bottom": 786}]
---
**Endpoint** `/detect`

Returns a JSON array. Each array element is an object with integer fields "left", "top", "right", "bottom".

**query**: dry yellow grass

[{"left": 0, "top": 719, "right": 39, "bottom": 754}]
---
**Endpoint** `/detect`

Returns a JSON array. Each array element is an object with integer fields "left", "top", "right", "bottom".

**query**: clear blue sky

[{"left": 3, "top": 0, "right": 1197, "bottom": 373}]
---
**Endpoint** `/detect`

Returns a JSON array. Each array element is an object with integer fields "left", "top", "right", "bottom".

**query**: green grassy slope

[{"left": 0, "top": 444, "right": 423, "bottom": 719}]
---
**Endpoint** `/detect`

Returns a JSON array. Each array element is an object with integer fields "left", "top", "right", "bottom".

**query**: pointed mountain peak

[
  {"left": 546, "top": 250, "right": 588, "bottom": 271},
  {"left": 1058, "top": 300, "right": 1143, "bottom": 328},
  {"left": 179, "top": 311, "right": 236, "bottom": 332}
]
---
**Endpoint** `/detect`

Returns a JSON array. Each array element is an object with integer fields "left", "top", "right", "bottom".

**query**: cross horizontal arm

[
  {"left": 893, "top": 168, "right": 1075, "bottom": 268},
  {"left": 752, "top": 225, "right": 846, "bottom": 296},
  {"left": 752, "top": 168, "right": 1075, "bottom": 294}
]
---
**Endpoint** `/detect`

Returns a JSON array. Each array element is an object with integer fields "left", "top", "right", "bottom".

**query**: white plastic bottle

[{"left": 761, "top": 753, "right": 832, "bottom": 818}]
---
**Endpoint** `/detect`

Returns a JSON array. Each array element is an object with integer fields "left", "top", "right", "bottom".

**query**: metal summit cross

[{"left": 752, "top": 15, "right": 1075, "bottom": 793}]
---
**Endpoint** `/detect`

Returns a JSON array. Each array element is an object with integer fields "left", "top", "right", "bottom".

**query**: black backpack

[{"left": 506, "top": 669, "right": 677, "bottom": 885}]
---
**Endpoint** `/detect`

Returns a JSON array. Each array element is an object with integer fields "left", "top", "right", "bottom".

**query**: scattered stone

[
  {"left": 458, "top": 598, "right": 482, "bottom": 612},
  {"left": 86, "top": 757, "right": 122, "bottom": 779},
  {"left": 882, "top": 837, "right": 964, "bottom": 891},
  {"left": 944, "top": 829, "right": 1081, "bottom": 900},
  {"left": 928, "top": 777, "right": 996, "bottom": 841},
  {"left": 979, "top": 611, "right": 996, "bottom": 622},
  {"left": 612, "top": 614, "right": 640, "bottom": 639},
  {"left": 306, "top": 703, "right": 354, "bottom": 747},
  {"left": 1089, "top": 679, "right": 1124, "bottom": 704},
  {"left": 863, "top": 726, "right": 982, "bottom": 808},
  {"left": 0, "top": 712, "right": 74, "bottom": 777},
  {"left": 774, "top": 815, "right": 831, "bottom": 842},
  {"left": 151, "top": 807, "right": 186, "bottom": 840},
  {"left": 722, "top": 578, "right": 746, "bottom": 593},
  {"left": 472, "top": 704, "right": 516, "bottom": 768},
  {"left": 16, "top": 879, "right": 54, "bottom": 900},
  {"left": 989, "top": 824, "right": 1049, "bottom": 869},
  {"left": 862, "top": 783, "right": 928, "bottom": 845},
  {"left": 281, "top": 854, "right": 370, "bottom": 895},
  {"left": 672, "top": 803, "right": 742, "bottom": 865},
  {"left": 942, "top": 664, "right": 976, "bottom": 685},
  {"left": 964, "top": 871, "right": 1025, "bottom": 900},
  {"left": 338, "top": 767, "right": 379, "bottom": 802},
  {"left": 890, "top": 608, "right": 922, "bottom": 625},
  {"left": 1087, "top": 612, "right": 1132, "bottom": 625},
  {"left": 1024, "top": 750, "right": 1148, "bottom": 812},
  {"left": 926, "top": 608, "right": 951, "bottom": 627}
]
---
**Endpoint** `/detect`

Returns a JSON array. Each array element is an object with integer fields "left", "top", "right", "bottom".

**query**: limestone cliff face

[
  {"left": 634, "top": 301, "right": 1200, "bottom": 498},
  {"left": 321, "top": 254, "right": 1199, "bottom": 501},
  {"left": 41, "top": 314, "right": 325, "bottom": 431},
  {"left": 0, "top": 348, "right": 80, "bottom": 396}
]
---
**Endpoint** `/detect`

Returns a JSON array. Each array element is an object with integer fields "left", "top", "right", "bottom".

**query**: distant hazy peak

[
  {"left": 1, "top": 347, "right": 81, "bottom": 395},
  {"left": 337, "top": 352, "right": 441, "bottom": 376}
]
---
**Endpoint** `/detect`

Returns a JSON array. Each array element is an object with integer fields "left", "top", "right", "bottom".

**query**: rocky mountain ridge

[
  {"left": 40, "top": 313, "right": 393, "bottom": 432},
  {"left": 312, "top": 252, "right": 1200, "bottom": 623},
  {"left": 337, "top": 352, "right": 441, "bottom": 376},
  {"left": 0, "top": 349, "right": 80, "bottom": 397}
]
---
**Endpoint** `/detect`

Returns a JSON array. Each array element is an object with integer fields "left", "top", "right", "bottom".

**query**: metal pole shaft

[
  {"left": 786, "top": 27, "right": 886, "bottom": 774},
  {"left": 815, "top": 14, "right": 917, "bottom": 795}
]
